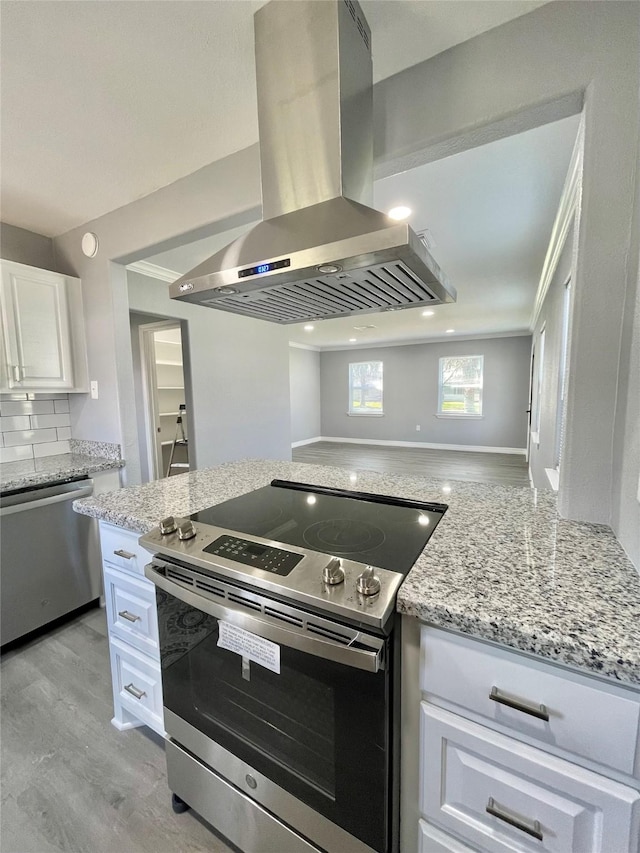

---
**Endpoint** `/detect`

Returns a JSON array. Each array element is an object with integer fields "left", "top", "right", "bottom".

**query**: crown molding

[
  {"left": 126, "top": 260, "right": 181, "bottom": 283},
  {"left": 318, "top": 329, "right": 531, "bottom": 352},
  {"left": 530, "top": 113, "right": 584, "bottom": 329},
  {"left": 288, "top": 341, "right": 321, "bottom": 352}
]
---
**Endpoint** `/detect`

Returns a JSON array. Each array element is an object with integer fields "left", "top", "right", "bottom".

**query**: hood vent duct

[{"left": 171, "top": 0, "right": 455, "bottom": 323}]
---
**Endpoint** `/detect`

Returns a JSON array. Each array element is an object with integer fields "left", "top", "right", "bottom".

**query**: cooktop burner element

[
  {"left": 141, "top": 480, "right": 448, "bottom": 630},
  {"left": 303, "top": 518, "right": 386, "bottom": 554},
  {"left": 191, "top": 479, "right": 446, "bottom": 575}
]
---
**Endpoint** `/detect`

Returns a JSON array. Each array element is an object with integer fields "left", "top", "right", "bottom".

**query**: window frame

[
  {"left": 348, "top": 360, "right": 384, "bottom": 416},
  {"left": 437, "top": 354, "right": 484, "bottom": 418}
]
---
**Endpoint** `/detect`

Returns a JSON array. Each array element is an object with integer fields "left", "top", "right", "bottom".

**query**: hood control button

[
  {"left": 356, "top": 565, "right": 381, "bottom": 596},
  {"left": 323, "top": 557, "right": 345, "bottom": 585}
]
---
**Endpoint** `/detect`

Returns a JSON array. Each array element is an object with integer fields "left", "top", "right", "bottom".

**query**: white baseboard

[
  {"left": 293, "top": 436, "right": 527, "bottom": 455},
  {"left": 291, "top": 436, "right": 323, "bottom": 448}
]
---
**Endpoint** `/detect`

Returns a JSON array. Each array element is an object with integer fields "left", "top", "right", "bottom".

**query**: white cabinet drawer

[
  {"left": 100, "top": 522, "right": 150, "bottom": 577},
  {"left": 420, "top": 704, "right": 640, "bottom": 853},
  {"left": 420, "top": 626, "right": 640, "bottom": 777},
  {"left": 109, "top": 637, "right": 164, "bottom": 733},
  {"left": 104, "top": 565, "right": 159, "bottom": 659},
  {"left": 419, "top": 820, "right": 476, "bottom": 853}
]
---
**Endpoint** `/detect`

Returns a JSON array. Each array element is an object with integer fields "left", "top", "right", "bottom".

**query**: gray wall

[
  {"left": 0, "top": 222, "right": 55, "bottom": 270},
  {"left": 129, "top": 311, "right": 154, "bottom": 483},
  {"left": 529, "top": 227, "right": 575, "bottom": 489},
  {"left": 320, "top": 336, "right": 531, "bottom": 450},
  {"left": 289, "top": 346, "right": 321, "bottom": 444},
  {"left": 611, "top": 147, "right": 640, "bottom": 569},
  {"left": 128, "top": 271, "right": 291, "bottom": 470},
  {"left": 50, "top": 2, "right": 639, "bottom": 533}
]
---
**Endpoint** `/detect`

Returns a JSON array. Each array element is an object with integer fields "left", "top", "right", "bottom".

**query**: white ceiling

[
  {"left": 144, "top": 114, "right": 580, "bottom": 348},
  {"left": 1, "top": 0, "right": 548, "bottom": 238}
]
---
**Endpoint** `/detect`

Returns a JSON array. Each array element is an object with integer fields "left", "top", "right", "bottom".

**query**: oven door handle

[{"left": 145, "top": 564, "right": 385, "bottom": 673}]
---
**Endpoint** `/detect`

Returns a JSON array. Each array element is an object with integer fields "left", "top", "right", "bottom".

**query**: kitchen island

[
  {"left": 74, "top": 458, "right": 640, "bottom": 853},
  {"left": 74, "top": 457, "right": 640, "bottom": 685}
]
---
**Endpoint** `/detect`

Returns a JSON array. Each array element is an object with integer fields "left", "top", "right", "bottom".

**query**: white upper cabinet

[{"left": 0, "top": 259, "right": 89, "bottom": 392}]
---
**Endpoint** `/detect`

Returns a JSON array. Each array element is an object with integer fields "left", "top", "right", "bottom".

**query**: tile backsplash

[{"left": 0, "top": 393, "right": 71, "bottom": 463}]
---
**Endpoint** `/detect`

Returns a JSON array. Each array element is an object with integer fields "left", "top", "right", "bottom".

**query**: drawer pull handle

[
  {"left": 114, "top": 549, "right": 135, "bottom": 560},
  {"left": 490, "top": 686, "right": 549, "bottom": 721},
  {"left": 124, "top": 683, "right": 146, "bottom": 700},
  {"left": 486, "top": 797, "right": 543, "bottom": 841},
  {"left": 118, "top": 610, "right": 141, "bottom": 623}
]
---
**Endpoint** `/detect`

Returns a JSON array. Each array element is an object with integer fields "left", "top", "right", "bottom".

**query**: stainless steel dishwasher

[{"left": 0, "top": 476, "right": 102, "bottom": 647}]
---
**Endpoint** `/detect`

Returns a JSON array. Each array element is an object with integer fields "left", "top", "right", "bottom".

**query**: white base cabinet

[
  {"left": 0, "top": 259, "right": 89, "bottom": 393},
  {"left": 421, "top": 704, "right": 640, "bottom": 853},
  {"left": 414, "top": 625, "right": 640, "bottom": 853},
  {"left": 98, "top": 521, "right": 164, "bottom": 736}
]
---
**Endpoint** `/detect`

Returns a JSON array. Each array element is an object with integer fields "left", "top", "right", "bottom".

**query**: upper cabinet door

[{"left": 0, "top": 260, "right": 87, "bottom": 392}]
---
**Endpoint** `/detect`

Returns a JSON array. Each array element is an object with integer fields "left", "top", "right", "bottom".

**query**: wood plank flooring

[
  {"left": 1, "top": 607, "right": 234, "bottom": 853},
  {"left": 293, "top": 441, "right": 531, "bottom": 487}
]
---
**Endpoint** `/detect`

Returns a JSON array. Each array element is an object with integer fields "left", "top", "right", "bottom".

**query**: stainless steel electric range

[{"left": 140, "top": 479, "right": 447, "bottom": 853}]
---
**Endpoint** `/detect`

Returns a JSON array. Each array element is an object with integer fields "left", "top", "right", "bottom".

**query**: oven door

[{"left": 147, "top": 560, "right": 394, "bottom": 853}]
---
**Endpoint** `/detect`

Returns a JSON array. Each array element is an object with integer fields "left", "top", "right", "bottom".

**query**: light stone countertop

[
  {"left": 72, "top": 459, "right": 640, "bottom": 687},
  {"left": 1, "top": 441, "right": 123, "bottom": 493}
]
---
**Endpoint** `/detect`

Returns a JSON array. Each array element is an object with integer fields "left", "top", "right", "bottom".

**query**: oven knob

[
  {"left": 356, "top": 565, "right": 381, "bottom": 596},
  {"left": 159, "top": 516, "right": 177, "bottom": 535},
  {"left": 177, "top": 520, "right": 197, "bottom": 541},
  {"left": 322, "top": 557, "right": 345, "bottom": 585}
]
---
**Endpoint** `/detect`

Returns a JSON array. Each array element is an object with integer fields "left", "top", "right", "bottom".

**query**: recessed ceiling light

[
  {"left": 304, "top": 324, "right": 314, "bottom": 331},
  {"left": 388, "top": 206, "right": 412, "bottom": 221},
  {"left": 349, "top": 338, "right": 357, "bottom": 343},
  {"left": 445, "top": 329, "right": 455, "bottom": 334},
  {"left": 422, "top": 310, "right": 434, "bottom": 317}
]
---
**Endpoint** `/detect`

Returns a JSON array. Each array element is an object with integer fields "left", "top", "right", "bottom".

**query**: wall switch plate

[
  {"left": 90, "top": 380, "right": 99, "bottom": 399},
  {"left": 416, "top": 424, "right": 421, "bottom": 431}
]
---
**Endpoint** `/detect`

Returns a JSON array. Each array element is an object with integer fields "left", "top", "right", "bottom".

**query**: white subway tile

[
  {"left": 0, "top": 445, "right": 34, "bottom": 463},
  {"left": 0, "top": 393, "right": 29, "bottom": 402},
  {"left": 0, "top": 415, "right": 31, "bottom": 432},
  {"left": 30, "top": 413, "right": 71, "bottom": 429},
  {"left": 33, "top": 393, "right": 69, "bottom": 400},
  {"left": 33, "top": 440, "right": 71, "bottom": 458},
  {"left": 3, "top": 428, "right": 58, "bottom": 447},
  {"left": 53, "top": 399, "right": 70, "bottom": 414},
  {"left": 56, "top": 426, "right": 72, "bottom": 440},
  {"left": 0, "top": 400, "right": 55, "bottom": 417}
]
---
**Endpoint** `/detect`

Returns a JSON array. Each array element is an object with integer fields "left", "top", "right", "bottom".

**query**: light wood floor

[
  {"left": 292, "top": 441, "right": 530, "bottom": 487},
  {"left": 1, "top": 607, "right": 234, "bottom": 853}
]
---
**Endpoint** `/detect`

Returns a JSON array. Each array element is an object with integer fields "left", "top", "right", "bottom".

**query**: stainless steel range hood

[{"left": 171, "top": 0, "right": 455, "bottom": 324}]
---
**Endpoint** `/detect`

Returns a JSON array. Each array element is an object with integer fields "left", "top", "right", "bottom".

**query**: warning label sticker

[{"left": 218, "top": 621, "right": 281, "bottom": 674}]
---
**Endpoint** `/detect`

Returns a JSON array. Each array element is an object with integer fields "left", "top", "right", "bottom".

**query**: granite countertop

[
  {"left": 73, "top": 459, "right": 640, "bottom": 687},
  {"left": 1, "top": 440, "right": 124, "bottom": 492}
]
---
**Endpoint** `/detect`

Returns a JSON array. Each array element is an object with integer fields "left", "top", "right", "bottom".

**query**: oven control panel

[{"left": 203, "top": 535, "right": 303, "bottom": 576}]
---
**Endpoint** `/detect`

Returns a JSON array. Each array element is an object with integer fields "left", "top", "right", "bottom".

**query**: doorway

[{"left": 133, "top": 317, "right": 190, "bottom": 481}]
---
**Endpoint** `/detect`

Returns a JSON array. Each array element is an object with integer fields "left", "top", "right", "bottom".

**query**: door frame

[{"left": 138, "top": 320, "right": 182, "bottom": 481}]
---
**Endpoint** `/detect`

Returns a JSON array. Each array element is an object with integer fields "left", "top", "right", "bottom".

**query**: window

[
  {"left": 438, "top": 355, "right": 483, "bottom": 415},
  {"left": 348, "top": 361, "right": 383, "bottom": 415}
]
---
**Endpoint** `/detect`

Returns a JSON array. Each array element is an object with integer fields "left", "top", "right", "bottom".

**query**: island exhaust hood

[{"left": 170, "top": 0, "right": 456, "bottom": 324}]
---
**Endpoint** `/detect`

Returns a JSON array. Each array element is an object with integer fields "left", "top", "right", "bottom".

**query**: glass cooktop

[{"left": 190, "top": 480, "right": 447, "bottom": 576}]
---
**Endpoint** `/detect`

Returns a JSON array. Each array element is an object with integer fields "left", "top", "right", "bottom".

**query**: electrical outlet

[
  {"left": 416, "top": 424, "right": 421, "bottom": 431},
  {"left": 90, "top": 380, "right": 99, "bottom": 400}
]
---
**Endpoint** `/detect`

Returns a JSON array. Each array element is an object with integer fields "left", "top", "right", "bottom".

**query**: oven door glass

[{"left": 156, "top": 584, "right": 392, "bottom": 853}]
